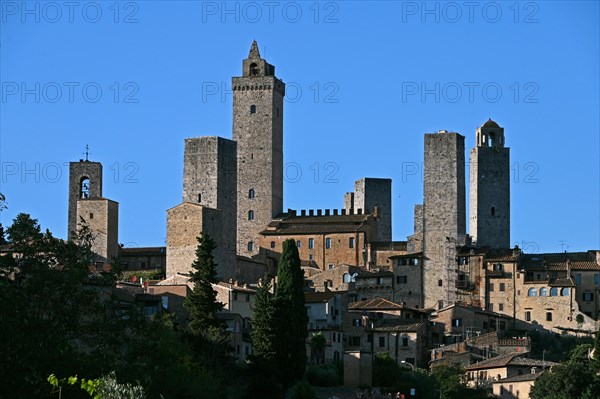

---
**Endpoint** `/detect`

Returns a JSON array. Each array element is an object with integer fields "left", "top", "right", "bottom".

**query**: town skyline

[{"left": 1, "top": 2, "right": 598, "bottom": 252}]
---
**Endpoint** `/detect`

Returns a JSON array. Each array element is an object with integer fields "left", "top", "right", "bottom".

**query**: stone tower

[
  {"left": 422, "top": 130, "right": 466, "bottom": 309},
  {"left": 354, "top": 178, "right": 392, "bottom": 242},
  {"left": 232, "top": 41, "right": 285, "bottom": 256},
  {"left": 469, "top": 119, "right": 510, "bottom": 249},
  {"left": 68, "top": 160, "right": 102, "bottom": 240},
  {"left": 182, "top": 136, "right": 237, "bottom": 278}
]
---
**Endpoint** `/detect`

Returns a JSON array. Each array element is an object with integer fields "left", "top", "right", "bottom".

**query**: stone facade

[
  {"left": 182, "top": 136, "right": 237, "bottom": 278},
  {"left": 353, "top": 178, "right": 392, "bottom": 242},
  {"left": 120, "top": 247, "right": 166, "bottom": 272},
  {"left": 76, "top": 197, "right": 119, "bottom": 265},
  {"left": 166, "top": 202, "right": 223, "bottom": 278},
  {"left": 470, "top": 119, "right": 510, "bottom": 248},
  {"left": 233, "top": 41, "right": 284, "bottom": 257},
  {"left": 68, "top": 160, "right": 102, "bottom": 240},
  {"left": 423, "top": 130, "right": 466, "bottom": 309}
]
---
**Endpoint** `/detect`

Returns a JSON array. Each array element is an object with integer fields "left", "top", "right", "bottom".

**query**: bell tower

[
  {"left": 232, "top": 41, "right": 285, "bottom": 256},
  {"left": 470, "top": 119, "right": 510, "bottom": 248}
]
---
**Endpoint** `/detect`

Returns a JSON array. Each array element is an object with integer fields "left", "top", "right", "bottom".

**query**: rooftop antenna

[
  {"left": 559, "top": 240, "right": 567, "bottom": 252},
  {"left": 83, "top": 144, "right": 91, "bottom": 161}
]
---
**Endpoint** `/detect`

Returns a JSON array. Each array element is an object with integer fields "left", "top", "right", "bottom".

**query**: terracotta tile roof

[
  {"left": 369, "top": 241, "right": 408, "bottom": 251},
  {"left": 261, "top": 213, "right": 372, "bottom": 235},
  {"left": 495, "top": 371, "right": 545, "bottom": 383},
  {"left": 349, "top": 298, "right": 404, "bottom": 310},
  {"left": 368, "top": 319, "right": 424, "bottom": 333},
  {"left": 521, "top": 252, "right": 600, "bottom": 271},
  {"left": 304, "top": 291, "right": 336, "bottom": 303},
  {"left": 548, "top": 278, "right": 575, "bottom": 287},
  {"left": 466, "top": 353, "right": 555, "bottom": 371}
]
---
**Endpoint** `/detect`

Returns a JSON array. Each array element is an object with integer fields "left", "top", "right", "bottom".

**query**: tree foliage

[
  {"left": 274, "top": 239, "right": 309, "bottom": 391},
  {"left": 530, "top": 343, "right": 600, "bottom": 399}
]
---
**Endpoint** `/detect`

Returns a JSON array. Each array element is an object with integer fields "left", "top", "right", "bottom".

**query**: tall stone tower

[
  {"left": 68, "top": 160, "right": 103, "bottom": 240},
  {"left": 422, "top": 130, "right": 466, "bottom": 309},
  {"left": 469, "top": 119, "right": 510, "bottom": 248},
  {"left": 354, "top": 178, "right": 392, "bottom": 242},
  {"left": 233, "top": 41, "right": 285, "bottom": 256},
  {"left": 182, "top": 136, "right": 237, "bottom": 278}
]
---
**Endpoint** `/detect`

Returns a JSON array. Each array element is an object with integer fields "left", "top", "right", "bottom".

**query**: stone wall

[
  {"left": 76, "top": 198, "right": 118, "bottom": 264},
  {"left": 68, "top": 160, "right": 102, "bottom": 240},
  {"left": 354, "top": 178, "right": 392, "bottom": 242}
]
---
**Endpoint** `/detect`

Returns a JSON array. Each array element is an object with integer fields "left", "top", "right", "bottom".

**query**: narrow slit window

[{"left": 250, "top": 105, "right": 256, "bottom": 114}]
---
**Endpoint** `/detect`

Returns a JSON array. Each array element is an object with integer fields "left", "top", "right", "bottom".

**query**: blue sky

[{"left": 1, "top": 1, "right": 598, "bottom": 253}]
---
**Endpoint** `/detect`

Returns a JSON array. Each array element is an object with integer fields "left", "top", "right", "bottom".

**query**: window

[
  {"left": 325, "top": 238, "right": 331, "bottom": 249},
  {"left": 525, "top": 311, "right": 531, "bottom": 321},
  {"left": 452, "top": 318, "right": 462, "bottom": 327},
  {"left": 296, "top": 240, "right": 301, "bottom": 248},
  {"left": 397, "top": 276, "right": 408, "bottom": 284},
  {"left": 438, "top": 300, "right": 444, "bottom": 310},
  {"left": 379, "top": 336, "right": 385, "bottom": 348},
  {"left": 246, "top": 293, "right": 250, "bottom": 302},
  {"left": 233, "top": 292, "right": 238, "bottom": 300},
  {"left": 308, "top": 238, "right": 314, "bottom": 249},
  {"left": 248, "top": 210, "right": 254, "bottom": 220},
  {"left": 499, "top": 283, "right": 505, "bottom": 292},
  {"left": 270, "top": 241, "right": 275, "bottom": 249},
  {"left": 488, "top": 303, "right": 494, "bottom": 312},
  {"left": 499, "top": 321, "right": 506, "bottom": 330},
  {"left": 248, "top": 189, "right": 255, "bottom": 199},
  {"left": 491, "top": 207, "right": 495, "bottom": 216},
  {"left": 540, "top": 287, "right": 548, "bottom": 297},
  {"left": 561, "top": 288, "right": 570, "bottom": 296},
  {"left": 309, "top": 254, "right": 313, "bottom": 260},
  {"left": 349, "top": 237, "right": 355, "bottom": 248},
  {"left": 550, "top": 287, "right": 559, "bottom": 296},
  {"left": 546, "top": 312, "right": 553, "bottom": 321},
  {"left": 527, "top": 288, "right": 537, "bottom": 297},
  {"left": 89, "top": 212, "right": 94, "bottom": 219},
  {"left": 250, "top": 104, "right": 256, "bottom": 113},
  {"left": 349, "top": 336, "right": 361, "bottom": 346},
  {"left": 499, "top": 303, "right": 504, "bottom": 312},
  {"left": 80, "top": 177, "right": 90, "bottom": 198},
  {"left": 583, "top": 292, "right": 594, "bottom": 302},
  {"left": 197, "top": 193, "right": 201, "bottom": 203},
  {"left": 438, "top": 279, "right": 443, "bottom": 287},
  {"left": 247, "top": 242, "right": 253, "bottom": 251},
  {"left": 402, "top": 337, "right": 409, "bottom": 347},
  {"left": 595, "top": 274, "right": 599, "bottom": 285},
  {"left": 493, "top": 263, "right": 503, "bottom": 271},
  {"left": 343, "top": 273, "right": 351, "bottom": 283},
  {"left": 576, "top": 274, "right": 582, "bottom": 285},
  {"left": 490, "top": 283, "right": 494, "bottom": 292},
  {"left": 328, "top": 264, "right": 334, "bottom": 270},
  {"left": 245, "top": 346, "right": 250, "bottom": 356},
  {"left": 367, "top": 334, "right": 372, "bottom": 343}
]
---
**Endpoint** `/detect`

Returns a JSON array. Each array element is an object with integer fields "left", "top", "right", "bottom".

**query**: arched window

[
  {"left": 561, "top": 287, "right": 570, "bottom": 296},
  {"left": 247, "top": 242, "right": 254, "bottom": 251},
  {"left": 249, "top": 63, "right": 258, "bottom": 76},
  {"left": 550, "top": 287, "right": 559, "bottom": 296},
  {"left": 527, "top": 288, "right": 537, "bottom": 297},
  {"left": 248, "top": 188, "right": 255, "bottom": 199},
  {"left": 540, "top": 287, "right": 548, "bottom": 297},
  {"left": 250, "top": 105, "right": 256, "bottom": 114},
  {"left": 80, "top": 177, "right": 91, "bottom": 198},
  {"left": 343, "top": 273, "right": 351, "bottom": 283},
  {"left": 248, "top": 210, "right": 254, "bottom": 221}
]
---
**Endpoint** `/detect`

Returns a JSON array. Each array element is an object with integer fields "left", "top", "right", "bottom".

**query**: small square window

[{"left": 379, "top": 336, "right": 385, "bottom": 348}]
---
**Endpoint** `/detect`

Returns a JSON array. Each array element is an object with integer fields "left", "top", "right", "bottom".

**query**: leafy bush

[
  {"left": 304, "top": 364, "right": 339, "bottom": 386},
  {"left": 285, "top": 380, "right": 315, "bottom": 399}
]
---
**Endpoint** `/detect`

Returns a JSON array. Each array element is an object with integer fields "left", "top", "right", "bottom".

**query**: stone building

[
  {"left": 120, "top": 246, "right": 166, "bottom": 272},
  {"left": 305, "top": 291, "right": 345, "bottom": 363},
  {"left": 182, "top": 136, "right": 237, "bottom": 278},
  {"left": 345, "top": 178, "right": 392, "bottom": 242},
  {"left": 233, "top": 41, "right": 285, "bottom": 257},
  {"left": 68, "top": 159, "right": 102, "bottom": 240},
  {"left": 258, "top": 209, "right": 379, "bottom": 271},
  {"left": 422, "top": 130, "right": 467, "bottom": 309},
  {"left": 469, "top": 119, "right": 510, "bottom": 249},
  {"left": 166, "top": 202, "right": 223, "bottom": 278}
]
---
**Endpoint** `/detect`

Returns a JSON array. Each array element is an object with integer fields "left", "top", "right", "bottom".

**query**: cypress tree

[{"left": 274, "top": 239, "right": 308, "bottom": 390}]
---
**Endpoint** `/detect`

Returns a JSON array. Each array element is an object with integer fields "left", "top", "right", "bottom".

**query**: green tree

[
  {"left": 309, "top": 332, "right": 326, "bottom": 364},
  {"left": 184, "top": 232, "right": 230, "bottom": 371},
  {"left": 530, "top": 343, "right": 600, "bottom": 399},
  {"left": 274, "top": 239, "right": 308, "bottom": 391}
]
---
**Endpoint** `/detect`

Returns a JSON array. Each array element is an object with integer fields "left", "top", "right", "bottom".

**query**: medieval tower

[
  {"left": 422, "top": 130, "right": 466, "bottom": 309},
  {"left": 233, "top": 41, "right": 285, "bottom": 256},
  {"left": 68, "top": 159, "right": 103, "bottom": 240},
  {"left": 469, "top": 119, "right": 510, "bottom": 249}
]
